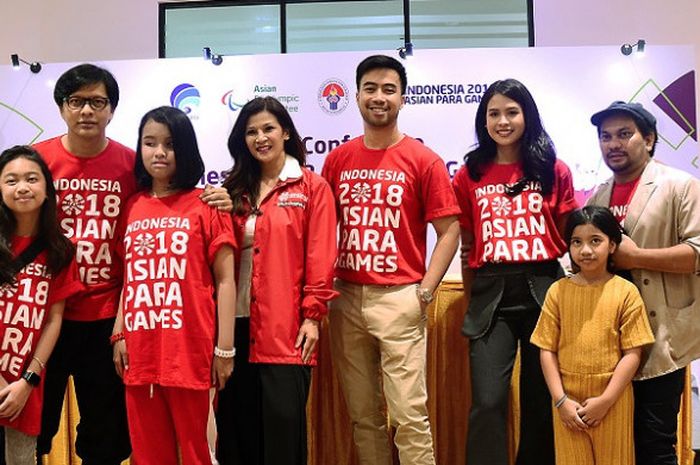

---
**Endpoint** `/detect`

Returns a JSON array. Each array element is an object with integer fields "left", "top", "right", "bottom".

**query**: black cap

[{"left": 590, "top": 101, "right": 657, "bottom": 128}]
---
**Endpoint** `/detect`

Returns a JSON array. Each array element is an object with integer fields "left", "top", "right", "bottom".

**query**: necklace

[{"left": 151, "top": 187, "right": 178, "bottom": 198}]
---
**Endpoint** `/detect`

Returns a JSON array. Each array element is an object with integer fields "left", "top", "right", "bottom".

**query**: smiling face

[
  {"left": 569, "top": 223, "right": 616, "bottom": 276},
  {"left": 485, "top": 93, "right": 526, "bottom": 150},
  {"left": 356, "top": 68, "right": 404, "bottom": 129},
  {"left": 59, "top": 82, "right": 114, "bottom": 143},
  {"left": 140, "top": 119, "right": 177, "bottom": 189},
  {"left": 244, "top": 110, "right": 289, "bottom": 169},
  {"left": 0, "top": 157, "right": 47, "bottom": 218}
]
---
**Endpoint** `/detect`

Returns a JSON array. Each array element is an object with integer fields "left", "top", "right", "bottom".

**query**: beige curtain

[{"left": 44, "top": 281, "right": 695, "bottom": 465}]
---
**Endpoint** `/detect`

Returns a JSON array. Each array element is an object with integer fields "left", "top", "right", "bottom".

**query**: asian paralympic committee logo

[
  {"left": 221, "top": 89, "right": 246, "bottom": 111},
  {"left": 318, "top": 79, "right": 349, "bottom": 115},
  {"left": 170, "top": 83, "right": 201, "bottom": 114}
]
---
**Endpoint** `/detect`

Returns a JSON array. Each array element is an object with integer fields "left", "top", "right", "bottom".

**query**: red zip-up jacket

[{"left": 232, "top": 160, "right": 338, "bottom": 365}]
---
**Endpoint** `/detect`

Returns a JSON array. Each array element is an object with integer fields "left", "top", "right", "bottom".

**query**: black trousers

[
  {"left": 36, "top": 318, "right": 130, "bottom": 465},
  {"left": 216, "top": 318, "right": 311, "bottom": 465},
  {"left": 634, "top": 368, "right": 686, "bottom": 465},
  {"left": 465, "top": 266, "right": 556, "bottom": 465}
]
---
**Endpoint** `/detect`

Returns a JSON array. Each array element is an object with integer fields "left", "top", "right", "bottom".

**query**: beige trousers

[{"left": 329, "top": 280, "right": 436, "bottom": 465}]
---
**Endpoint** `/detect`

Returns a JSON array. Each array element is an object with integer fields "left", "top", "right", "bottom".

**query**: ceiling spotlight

[
  {"left": 636, "top": 39, "right": 646, "bottom": 54},
  {"left": 398, "top": 42, "right": 413, "bottom": 60},
  {"left": 620, "top": 39, "right": 646, "bottom": 56},
  {"left": 202, "top": 47, "right": 223, "bottom": 66},
  {"left": 10, "top": 53, "right": 42, "bottom": 73}
]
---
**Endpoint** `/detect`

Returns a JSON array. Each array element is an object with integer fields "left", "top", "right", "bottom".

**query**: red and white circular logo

[{"left": 318, "top": 79, "right": 349, "bottom": 115}]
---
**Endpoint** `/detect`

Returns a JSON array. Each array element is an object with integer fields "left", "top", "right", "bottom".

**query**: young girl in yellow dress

[{"left": 531, "top": 205, "right": 654, "bottom": 464}]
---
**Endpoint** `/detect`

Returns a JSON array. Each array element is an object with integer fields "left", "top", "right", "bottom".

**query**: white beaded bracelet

[{"left": 214, "top": 346, "right": 236, "bottom": 358}]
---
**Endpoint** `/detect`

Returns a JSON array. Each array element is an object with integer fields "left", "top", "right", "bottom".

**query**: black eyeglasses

[{"left": 63, "top": 96, "right": 110, "bottom": 111}]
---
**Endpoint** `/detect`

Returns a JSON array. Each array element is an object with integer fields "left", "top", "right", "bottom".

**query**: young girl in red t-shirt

[
  {"left": 111, "top": 107, "right": 236, "bottom": 465},
  {"left": 452, "top": 79, "right": 578, "bottom": 465},
  {"left": 0, "top": 146, "right": 81, "bottom": 465}
]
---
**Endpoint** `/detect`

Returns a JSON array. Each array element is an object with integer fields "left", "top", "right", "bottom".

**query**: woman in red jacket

[{"left": 217, "top": 97, "right": 337, "bottom": 465}]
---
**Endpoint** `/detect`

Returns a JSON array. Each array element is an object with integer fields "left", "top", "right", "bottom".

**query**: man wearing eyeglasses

[
  {"left": 587, "top": 101, "right": 700, "bottom": 465},
  {"left": 32, "top": 64, "right": 134, "bottom": 465}
]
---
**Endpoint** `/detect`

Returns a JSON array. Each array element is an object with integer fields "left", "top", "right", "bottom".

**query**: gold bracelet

[{"left": 32, "top": 355, "right": 46, "bottom": 370}]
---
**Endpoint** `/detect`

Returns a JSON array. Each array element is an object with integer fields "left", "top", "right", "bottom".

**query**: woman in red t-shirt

[
  {"left": 111, "top": 107, "right": 236, "bottom": 465},
  {"left": 452, "top": 79, "right": 577, "bottom": 465},
  {"left": 0, "top": 146, "right": 81, "bottom": 465},
  {"left": 217, "top": 97, "right": 337, "bottom": 465}
]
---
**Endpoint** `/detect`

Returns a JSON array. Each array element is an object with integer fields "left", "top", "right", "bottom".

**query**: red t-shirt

[
  {"left": 119, "top": 189, "right": 236, "bottom": 389},
  {"left": 322, "top": 136, "right": 460, "bottom": 285},
  {"left": 609, "top": 178, "right": 641, "bottom": 223},
  {"left": 452, "top": 159, "right": 577, "bottom": 268},
  {"left": 35, "top": 137, "right": 138, "bottom": 321},
  {"left": 0, "top": 236, "right": 83, "bottom": 435}
]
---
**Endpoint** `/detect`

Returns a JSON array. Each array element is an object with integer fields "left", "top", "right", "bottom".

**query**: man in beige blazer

[{"left": 587, "top": 101, "right": 700, "bottom": 465}]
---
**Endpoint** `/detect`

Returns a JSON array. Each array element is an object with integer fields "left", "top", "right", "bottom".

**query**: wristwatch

[
  {"left": 416, "top": 287, "right": 435, "bottom": 304},
  {"left": 21, "top": 370, "right": 41, "bottom": 387}
]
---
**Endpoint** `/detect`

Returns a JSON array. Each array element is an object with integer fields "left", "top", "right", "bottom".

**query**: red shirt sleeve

[
  {"left": 452, "top": 166, "right": 474, "bottom": 231},
  {"left": 301, "top": 175, "right": 339, "bottom": 320},
  {"left": 206, "top": 207, "right": 237, "bottom": 265},
  {"left": 421, "top": 158, "right": 461, "bottom": 222},
  {"left": 48, "top": 257, "right": 85, "bottom": 306},
  {"left": 553, "top": 160, "right": 578, "bottom": 218}
]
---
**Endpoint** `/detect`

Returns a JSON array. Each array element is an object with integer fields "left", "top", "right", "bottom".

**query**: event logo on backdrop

[
  {"left": 221, "top": 89, "right": 246, "bottom": 112},
  {"left": 220, "top": 84, "right": 301, "bottom": 114},
  {"left": 317, "top": 79, "right": 350, "bottom": 115},
  {"left": 170, "top": 83, "right": 201, "bottom": 118},
  {"left": 404, "top": 82, "right": 487, "bottom": 105}
]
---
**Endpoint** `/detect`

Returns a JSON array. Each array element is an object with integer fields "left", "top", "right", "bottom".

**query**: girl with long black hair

[
  {"left": 0, "top": 146, "right": 81, "bottom": 465},
  {"left": 452, "top": 79, "right": 578, "bottom": 465}
]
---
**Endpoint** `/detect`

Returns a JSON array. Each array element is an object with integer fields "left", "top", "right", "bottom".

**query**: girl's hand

[
  {"left": 578, "top": 396, "right": 612, "bottom": 427},
  {"left": 0, "top": 375, "right": 8, "bottom": 390},
  {"left": 0, "top": 380, "right": 33, "bottom": 421},
  {"left": 212, "top": 355, "right": 234, "bottom": 390},
  {"left": 559, "top": 398, "right": 588, "bottom": 431},
  {"left": 295, "top": 318, "right": 320, "bottom": 364},
  {"left": 113, "top": 340, "right": 129, "bottom": 378}
]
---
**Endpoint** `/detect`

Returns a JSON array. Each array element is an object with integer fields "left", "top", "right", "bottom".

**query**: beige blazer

[{"left": 587, "top": 160, "right": 700, "bottom": 379}]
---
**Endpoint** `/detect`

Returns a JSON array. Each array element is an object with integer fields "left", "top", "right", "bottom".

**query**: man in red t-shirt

[
  {"left": 322, "top": 55, "right": 460, "bottom": 465},
  {"left": 587, "top": 101, "right": 700, "bottom": 465},
  {"left": 32, "top": 64, "right": 134, "bottom": 465}
]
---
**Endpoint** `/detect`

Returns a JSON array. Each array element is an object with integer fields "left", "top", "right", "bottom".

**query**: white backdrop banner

[{"left": 1, "top": 46, "right": 697, "bottom": 195}]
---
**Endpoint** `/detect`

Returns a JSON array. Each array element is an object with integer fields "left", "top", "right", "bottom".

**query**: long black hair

[
  {"left": 223, "top": 97, "right": 306, "bottom": 214},
  {"left": 465, "top": 78, "right": 556, "bottom": 196},
  {"left": 0, "top": 146, "right": 74, "bottom": 285},
  {"left": 134, "top": 106, "right": 205, "bottom": 191},
  {"left": 564, "top": 206, "right": 624, "bottom": 272}
]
